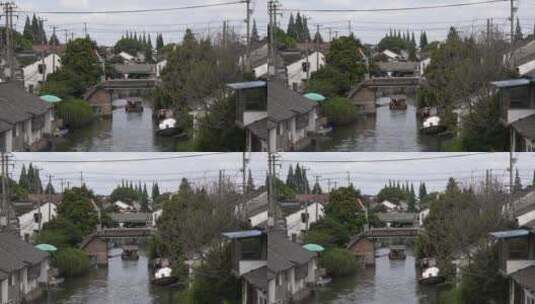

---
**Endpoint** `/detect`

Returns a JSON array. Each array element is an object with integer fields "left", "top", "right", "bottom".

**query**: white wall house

[
  {"left": 285, "top": 202, "right": 324, "bottom": 241},
  {"left": 156, "top": 60, "right": 167, "bottom": 78},
  {"left": 382, "top": 49, "right": 403, "bottom": 62},
  {"left": 19, "top": 202, "right": 57, "bottom": 241},
  {"left": 22, "top": 54, "right": 61, "bottom": 94},
  {"left": 286, "top": 51, "right": 325, "bottom": 92},
  {"left": 419, "top": 58, "right": 431, "bottom": 77}
]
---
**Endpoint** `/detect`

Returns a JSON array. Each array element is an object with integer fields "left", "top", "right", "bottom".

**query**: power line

[
  {"left": 280, "top": 153, "right": 492, "bottom": 164},
  {"left": 12, "top": 153, "right": 227, "bottom": 164},
  {"left": 282, "top": 0, "right": 508, "bottom": 13},
  {"left": 18, "top": 1, "right": 246, "bottom": 15}
]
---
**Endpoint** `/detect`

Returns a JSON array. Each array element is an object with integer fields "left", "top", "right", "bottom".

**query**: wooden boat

[
  {"left": 121, "top": 245, "right": 139, "bottom": 261},
  {"left": 125, "top": 99, "right": 144, "bottom": 113},
  {"left": 389, "top": 97, "right": 408, "bottom": 111},
  {"left": 388, "top": 245, "right": 407, "bottom": 260},
  {"left": 420, "top": 116, "right": 447, "bottom": 135},
  {"left": 317, "top": 276, "right": 332, "bottom": 286},
  {"left": 316, "top": 126, "right": 333, "bottom": 136}
]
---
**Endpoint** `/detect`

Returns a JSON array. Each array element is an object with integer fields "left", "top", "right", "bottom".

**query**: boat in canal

[
  {"left": 420, "top": 116, "right": 447, "bottom": 135},
  {"left": 156, "top": 118, "right": 183, "bottom": 137},
  {"left": 150, "top": 258, "right": 178, "bottom": 286},
  {"left": 388, "top": 245, "right": 407, "bottom": 260},
  {"left": 389, "top": 96, "right": 408, "bottom": 111},
  {"left": 418, "top": 266, "right": 446, "bottom": 285},
  {"left": 125, "top": 99, "right": 144, "bottom": 113},
  {"left": 121, "top": 245, "right": 140, "bottom": 261}
]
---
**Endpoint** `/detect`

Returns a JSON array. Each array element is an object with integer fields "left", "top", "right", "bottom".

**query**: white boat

[
  {"left": 420, "top": 116, "right": 447, "bottom": 135},
  {"left": 419, "top": 266, "right": 445, "bottom": 285},
  {"left": 157, "top": 118, "right": 182, "bottom": 137}
]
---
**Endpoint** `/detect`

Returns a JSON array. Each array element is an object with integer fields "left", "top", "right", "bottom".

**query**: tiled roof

[
  {"left": 247, "top": 118, "right": 268, "bottom": 141},
  {"left": 377, "top": 61, "right": 418, "bottom": 73},
  {"left": 512, "top": 114, "right": 535, "bottom": 141},
  {"left": 267, "top": 80, "right": 316, "bottom": 124},
  {"left": 268, "top": 232, "right": 316, "bottom": 275},
  {"left": 0, "top": 81, "right": 52, "bottom": 125},
  {"left": 243, "top": 266, "right": 268, "bottom": 291},
  {"left": 0, "top": 232, "right": 48, "bottom": 274},
  {"left": 510, "top": 265, "right": 535, "bottom": 294},
  {"left": 0, "top": 119, "right": 12, "bottom": 133}
]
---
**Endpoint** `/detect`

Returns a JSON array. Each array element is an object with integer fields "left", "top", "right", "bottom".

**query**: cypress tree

[
  {"left": 23, "top": 16, "right": 33, "bottom": 42},
  {"left": 313, "top": 30, "right": 323, "bottom": 43},
  {"left": 31, "top": 14, "right": 39, "bottom": 42},
  {"left": 19, "top": 165, "right": 28, "bottom": 190},
  {"left": 251, "top": 19, "right": 260, "bottom": 44},
  {"left": 152, "top": 182, "right": 160, "bottom": 200},
  {"left": 514, "top": 169, "right": 523, "bottom": 192},
  {"left": 286, "top": 165, "right": 294, "bottom": 188},
  {"left": 287, "top": 14, "right": 296, "bottom": 39},
  {"left": 515, "top": 17, "right": 523, "bottom": 42},
  {"left": 45, "top": 181, "right": 55, "bottom": 194},
  {"left": 295, "top": 13, "right": 303, "bottom": 42},
  {"left": 532, "top": 170, "right": 535, "bottom": 187},
  {"left": 246, "top": 169, "right": 255, "bottom": 193},
  {"left": 303, "top": 17, "right": 311, "bottom": 42},
  {"left": 312, "top": 181, "right": 322, "bottom": 194},
  {"left": 39, "top": 20, "right": 47, "bottom": 44}
]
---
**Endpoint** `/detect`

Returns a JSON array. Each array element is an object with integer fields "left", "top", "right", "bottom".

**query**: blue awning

[
  {"left": 226, "top": 81, "right": 267, "bottom": 90},
  {"left": 489, "top": 230, "right": 531, "bottom": 239},
  {"left": 491, "top": 79, "right": 531, "bottom": 88},
  {"left": 222, "top": 230, "right": 264, "bottom": 239}
]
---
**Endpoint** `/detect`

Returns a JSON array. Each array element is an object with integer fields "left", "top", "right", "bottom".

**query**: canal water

[
  {"left": 314, "top": 96, "right": 447, "bottom": 152},
  {"left": 39, "top": 248, "right": 174, "bottom": 304},
  {"left": 54, "top": 99, "right": 176, "bottom": 152},
  {"left": 311, "top": 247, "right": 441, "bottom": 304}
]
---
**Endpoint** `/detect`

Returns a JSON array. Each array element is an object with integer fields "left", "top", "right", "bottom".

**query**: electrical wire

[
  {"left": 280, "top": 153, "right": 492, "bottom": 164},
  {"left": 12, "top": 153, "right": 227, "bottom": 163},
  {"left": 282, "top": 0, "right": 508, "bottom": 13},
  {"left": 18, "top": 1, "right": 246, "bottom": 15}
]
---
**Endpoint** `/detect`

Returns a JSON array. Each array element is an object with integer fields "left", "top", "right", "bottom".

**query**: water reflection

[
  {"left": 315, "top": 96, "right": 446, "bottom": 152},
  {"left": 311, "top": 248, "right": 440, "bottom": 304},
  {"left": 40, "top": 248, "right": 174, "bottom": 304},
  {"left": 54, "top": 99, "right": 176, "bottom": 152}
]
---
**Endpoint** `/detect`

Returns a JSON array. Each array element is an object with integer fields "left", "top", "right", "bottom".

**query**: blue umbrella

[
  {"left": 40, "top": 95, "right": 62, "bottom": 103},
  {"left": 303, "top": 243, "right": 325, "bottom": 252},
  {"left": 304, "top": 93, "right": 327, "bottom": 102},
  {"left": 35, "top": 244, "right": 58, "bottom": 252}
]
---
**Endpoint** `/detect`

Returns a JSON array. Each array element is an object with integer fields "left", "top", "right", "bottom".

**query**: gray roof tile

[{"left": 267, "top": 80, "right": 317, "bottom": 123}]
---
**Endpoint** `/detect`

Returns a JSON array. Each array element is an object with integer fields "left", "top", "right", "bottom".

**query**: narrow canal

[
  {"left": 39, "top": 248, "right": 174, "bottom": 304},
  {"left": 311, "top": 247, "right": 441, "bottom": 304},
  {"left": 314, "top": 96, "right": 448, "bottom": 152},
  {"left": 54, "top": 99, "right": 176, "bottom": 152}
]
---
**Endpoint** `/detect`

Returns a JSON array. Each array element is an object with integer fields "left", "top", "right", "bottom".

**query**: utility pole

[
  {"left": 1, "top": 153, "right": 6, "bottom": 230},
  {"left": 48, "top": 175, "right": 52, "bottom": 224},
  {"left": 64, "top": 30, "right": 69, "bottom": 44},
  {"left": 510, "top": 0, "right": 516, "bottom": 45},
  {"left": 348, "top": 20, "right": 352, "bottom": 36},
  {"left": 39, "top": 17, "right": 48, "bottom": 83},
  {"left": 84, "top": 22, "right": 88, "bottom": 37},
  {"left": 347, "top": 171, "right": 351, "bottom": 187},
  {"left": 245, "top": 0, "right": 252, "bottom": 71},
  {"left": 80, "top": 171, "right": 84, "bottom": 187},
  {"left": 2, "top": 2, "right": 16, "bottom": 79},
  {"left": 267, "top": 153, "right": 274, "bottom": 230},
  {"left": 242, "top": 152, "right": 248, "bottom": 195},
  {"left": 316, "top": 24, "right": 320, "bottom": 70},
  {"left": 52, "top": 26, "right": 57, "bottom": 73}
]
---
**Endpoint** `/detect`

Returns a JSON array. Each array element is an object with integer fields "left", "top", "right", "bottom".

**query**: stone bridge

[
  {"left": 80, "top": 228, "right": 155, "bottom": 265},
  {"left": 84, "top": 79, "right": 159, "bottom": 116},
  {"left": 347, "top": 227, "right": 423, "bottom": 265},
  {"left": 348, "top": 77, "right": 423, "bottom": 114}
]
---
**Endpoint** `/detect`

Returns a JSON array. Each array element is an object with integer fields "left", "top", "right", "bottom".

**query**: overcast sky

[
  {"left": 12, "top": 0, "right": 535, "bottom": 46},
  {"left": 10, "top": 152, "right": 535, "bottom": 196}
]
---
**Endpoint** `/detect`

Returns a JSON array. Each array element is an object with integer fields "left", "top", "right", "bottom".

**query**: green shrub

[
  {"left": 320, "top": 248, "right": 359, "bottom": 277},
  {"left": 54, "top": 248, "right": 91, "bottom": 277},
  {"left": 322, "top": 97, "right": 359, "bottom": 126},
  {"left": 56, "top": 99, "right": 95, "bottom": 128}
]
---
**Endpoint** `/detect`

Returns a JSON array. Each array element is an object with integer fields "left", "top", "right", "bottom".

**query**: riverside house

[
  {"left": 491, "top": 78, "right": 535, "bottom": 151},
  {"left": 0, "top": 81, "right": 54, "bottom": 152},
  {"left": 224, "top": 230, "right": 268, "bottom": 304},
  {"left": 227, "top": 79, "right": 319, "bottom": 152},
  {"left": 268, "top": 232, "right": 318, "bottom": 304},
  {"left": 0, "top": 232, "right": 50, "bottom": 304},
  {"left": 489, "top": 229, "right": 535, "bottom": 304}
]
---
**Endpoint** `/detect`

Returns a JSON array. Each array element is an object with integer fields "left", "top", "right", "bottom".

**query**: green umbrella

[
  {"left": 303, "top": 243, "right": 325, "bottom": 252},
  {"left": 35, "top": 244, "right": 58, "bottom": 252},
  {"left": 40, "top": 95, "right": 62, "bottom": 103},
  {"left": 304, "top": 93, "right": 327, "bottom": 102}
]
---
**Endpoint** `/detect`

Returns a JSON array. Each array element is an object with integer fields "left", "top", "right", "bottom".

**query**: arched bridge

[
  {"left": 348, "top": 77, "right": 423, "bottom": 114},
  {"left": 80, "top": 228, "right": 156, "bottom": 265},
  {"left": 84, "top": 78, "right": 160, "bottom": 116}
]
